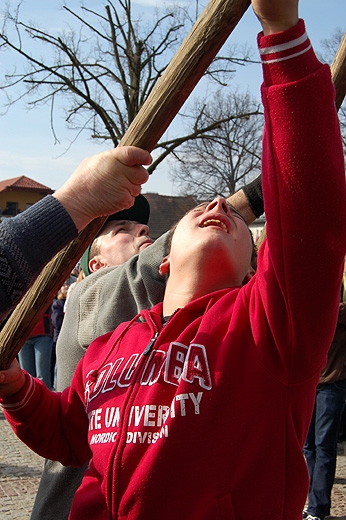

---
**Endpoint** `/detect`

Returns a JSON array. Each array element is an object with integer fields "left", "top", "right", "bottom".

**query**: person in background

[
  {"left": 65, "top": 265, "right": 85, "bottom": 308},
  {"left": 17, "top": 305, "right": 53, "bottom": 389},
  {"left": 50, "top": 275, "right": 77, "bottom": 388},
  {"left": 30, "top": 192, "right": 157, "bottom": 519},
  {"left": 303, "top": 259, "right": 346, "bottom": 520},
  {"left": 79, "top": 194, "right": 152, "bottom": 277},
  {"left": 0, "top": 146, "right": 151, "bottom": 323}
]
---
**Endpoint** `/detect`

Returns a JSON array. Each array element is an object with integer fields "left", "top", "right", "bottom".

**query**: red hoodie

[{"left": 2, "top": 21, "right": 346, "bottom": 520}]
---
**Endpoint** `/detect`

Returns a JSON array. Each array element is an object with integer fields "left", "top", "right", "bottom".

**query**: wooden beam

[
  {"left": 331, "top": 32, "right": 346, "bottom": 111},
  {"left": 0, "top": 0, "right": 251, "bottom": 368}
]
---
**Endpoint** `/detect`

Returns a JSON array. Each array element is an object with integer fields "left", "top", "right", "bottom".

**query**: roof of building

[
  {"left": 144, "top": 192, "right": 197, "bottom": 240},
  {"left": 0, "top": 176, "right": 54, "bottom": 194}
]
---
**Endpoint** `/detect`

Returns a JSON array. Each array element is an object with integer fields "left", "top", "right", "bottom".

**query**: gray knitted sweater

[{"left": 0, "top": 196, "right": 77, "bottom": 323}]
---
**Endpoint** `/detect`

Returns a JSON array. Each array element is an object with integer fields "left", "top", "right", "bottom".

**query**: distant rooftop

[
  {"left": 0, "top": 176, "right": 53, "bottom": 194},
  {"left": 144, "top": 192, "right": 197, "bottom": 240}
]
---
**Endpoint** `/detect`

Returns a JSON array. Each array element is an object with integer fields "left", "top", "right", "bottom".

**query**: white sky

[{"left": 0, "top": 0, "right": 345, "bottom": 195}]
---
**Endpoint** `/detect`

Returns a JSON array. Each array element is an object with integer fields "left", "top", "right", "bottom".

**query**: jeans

[
  {"left": 18, "top": 335, "right": 53, "bottom": 389},
  {"left": 303, "top": 379, "right": 346, "bottom": 519}
]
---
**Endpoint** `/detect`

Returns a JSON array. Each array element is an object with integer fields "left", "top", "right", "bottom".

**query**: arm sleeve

[
  {"left": 253, "top": 20, "right": 346, "bottom": 381},
  {"left": 0, "top": 370, "right": 90, "bottom": 467},
  {"left": 242, "top": 175, "right": 263, "bottom": 218},
  {"left": 0, "top": 196, "right": 78, "bottom": 322}
]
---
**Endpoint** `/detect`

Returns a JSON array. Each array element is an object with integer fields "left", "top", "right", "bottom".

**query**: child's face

[{"left": 166, "top": 197, "right": 255, "bottom": 286}]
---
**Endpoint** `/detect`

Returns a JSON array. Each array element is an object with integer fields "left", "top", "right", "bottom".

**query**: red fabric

[{"left": 29, "top": 308, "right": 52, "bottom": 336}]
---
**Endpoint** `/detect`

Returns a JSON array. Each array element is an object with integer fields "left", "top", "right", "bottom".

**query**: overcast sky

[{"left": 0, "top": 0, "right": 344, "bottom": 195}]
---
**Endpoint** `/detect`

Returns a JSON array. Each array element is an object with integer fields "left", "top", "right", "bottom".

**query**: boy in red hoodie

[{"left": 0, "top": 1, "right": 345, "bottom": 519}]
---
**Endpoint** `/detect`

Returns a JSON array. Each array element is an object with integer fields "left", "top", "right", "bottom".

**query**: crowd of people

[{"left": 0, "top": 1, "right": 345, "bottom": 519}]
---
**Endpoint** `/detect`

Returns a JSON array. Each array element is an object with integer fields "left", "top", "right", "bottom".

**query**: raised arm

[
  {"left": 252, "top": 0, "right": 346, "bottom": 378},
  {"left": 0, "top": 146, "right": 151, "bottom": 321}
]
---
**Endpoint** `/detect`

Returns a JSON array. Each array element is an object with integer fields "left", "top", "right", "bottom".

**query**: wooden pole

[
  {"left": 0, "top": 0, "right": 251, "bottom": 368},
  {"left": 331, "top": 32, "right": 346, "bottom": 111},
  {"left": 255, "top": 31, "right": 346, "bottom": 250}
]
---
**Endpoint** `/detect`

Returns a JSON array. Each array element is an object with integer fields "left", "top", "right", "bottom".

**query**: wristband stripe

[
  {"left": 260, "top": 32, "right": 311, "bottom": 64},
  {"left": 0, "top": 374, "right": 36, "bottom": 412}
]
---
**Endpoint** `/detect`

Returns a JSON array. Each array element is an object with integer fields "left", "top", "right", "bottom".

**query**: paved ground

[{"left": 0, "top": 408, "right": 346, "bottom": 519}]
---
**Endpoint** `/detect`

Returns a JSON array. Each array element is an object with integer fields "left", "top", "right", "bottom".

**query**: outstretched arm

[
  {"left": 250, "top": 0, "right": 346, "bottom": 379},
  {"left": 0, "top": 146, "right": 151, "bottom": 321}
]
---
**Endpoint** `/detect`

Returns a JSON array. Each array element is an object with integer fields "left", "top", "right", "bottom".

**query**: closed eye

[
  {"left": 111, "top": 221, "right": 133, "bottom": 235},
  {"left": 191, "top": 202, "right": 209, "bottom": 212},
  {"left": 225, "top": 203, "right": 246, "bottom": 223}
]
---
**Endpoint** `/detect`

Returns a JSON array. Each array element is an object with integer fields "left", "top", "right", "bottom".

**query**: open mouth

[{"left": 200, "top": 219, "right": 228, "bottom": 232}]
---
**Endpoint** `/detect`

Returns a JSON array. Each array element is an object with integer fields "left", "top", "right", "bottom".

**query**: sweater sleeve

[
  {"left": 0, "top": 196, "right": 78, "bottom": 322},
  {"left": 253, "top": 20, "right": 346, "bottom": 381},
  {"left": 0, "top": 370, "right": 90, "bottom": 467},
  {"left": 242, "top": 175, "right": 263, "bottom": 218}
]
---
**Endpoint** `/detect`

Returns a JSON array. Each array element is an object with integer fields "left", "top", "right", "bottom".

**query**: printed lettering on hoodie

[{"left": 86, "top": 342, "right": 212, "bottom": 445}]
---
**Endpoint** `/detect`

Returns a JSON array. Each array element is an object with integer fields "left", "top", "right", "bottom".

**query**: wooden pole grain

[
  {"left": 0, "top": 0, "right": 251, "bottom": 368},
  {"left": 331, "top": 32, "right": 346, "bottom": 111}
]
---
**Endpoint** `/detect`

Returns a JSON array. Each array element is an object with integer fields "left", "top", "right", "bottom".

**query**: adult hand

[
  {"left": 251, "top": 0, "right": 299, "bottom": 35},
  {"left": 0, "top": 359, "right": 26, "bottom": 398},
  {"left": 53, "top": 146, "right": 152, "bottom": 231}
]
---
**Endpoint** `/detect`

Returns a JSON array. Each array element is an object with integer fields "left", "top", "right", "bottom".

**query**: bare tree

[
  {"left": 170, "top": 89, "right": 263, "bottom": 199},
  {"left": 320, "top": 28, "right": 346, "bottom": 157},
  {"left": 0, "top": 0, "right": 257, "bottom": 174}
]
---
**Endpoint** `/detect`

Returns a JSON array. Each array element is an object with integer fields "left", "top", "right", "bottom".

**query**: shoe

[
  {"left": 306, "top": 516, "right": 322, "bottom": 520},
  {"left": 302, "top": 511, "right": 309, "bottom": 519}
]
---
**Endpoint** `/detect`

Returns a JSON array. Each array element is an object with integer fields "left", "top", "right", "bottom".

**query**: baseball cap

[{"left": 80, "top": 194, "right": 150, "bottom": 276}]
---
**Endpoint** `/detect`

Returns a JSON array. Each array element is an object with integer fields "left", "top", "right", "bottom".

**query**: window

[{"left": 4, "top": 202, "right": 18, "bottom": 215}]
